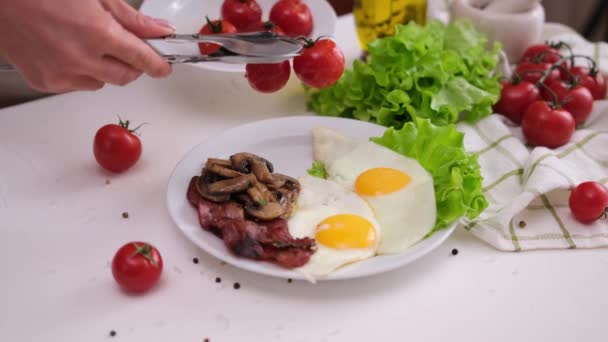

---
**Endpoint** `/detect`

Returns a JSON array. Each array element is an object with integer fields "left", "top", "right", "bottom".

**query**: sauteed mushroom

[
  {"left": 195, "top": 153, "right": 301, "bottom": 221},
  {"left": 230, "top": 153, "right": 274, "bottom": 183},
  {"left": 196, "top": 169, "right": 230, "bottom": 202}
]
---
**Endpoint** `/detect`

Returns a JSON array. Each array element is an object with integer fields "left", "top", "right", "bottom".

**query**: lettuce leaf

[
  {"left": 307, "top": 19, "right": 501, "bottom": 127},
  {"left": 371, "top": 118, "right": 488, "bottom": 233},
  {"left": 307, "top": 161, "right": 328, "bottom": 179}
]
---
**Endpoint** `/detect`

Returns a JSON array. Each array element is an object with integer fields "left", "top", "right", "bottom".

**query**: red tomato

[
  {"left": 221, "top": 0, "right": 262, "bottom": 32},
  {"left": 112, "top": 242, "right": 163, "bottom": 293},
  {"left": 259, "top": 21, "right": 284, "bottom": 34},
  {"left": 293, "top": 39, "right": 345, "bottom": 89},
  {"left": 245, "top": 60, "right": 291, "bottom": 93},
  {"left": 569, "top": 181, "right": 608, "bottom": 223},
  {"left": 515, "top": 61, "right": 561, "bottom": 86},
  {"left": 93, "top": 119, "right": 142, "bottom": 173},
  {"left": 244, "top": 21, "right": 285, "bottom": 34},
  {"left": 269, "top": 0, "right": 313, "bottom": 37},
  {"left": 493, "top": 80, "right": 541, "bottom": 124},
  {"left": 521, "top": 101, "right": 575, "bottom": 148},
  {"left": 568, "top": 66, "right": 607, "bottom": 100},
  {"left": 521, "top": 44, "right": 562, "bottom": 64},
  {"left": 198, "top": 18, "right": 238, "bottom": 55},
  {"left": 541, "top": 80, "right": 594, "bottom": 125}
]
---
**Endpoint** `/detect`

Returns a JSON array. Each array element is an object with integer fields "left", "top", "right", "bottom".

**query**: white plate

[
  {"left": 141, "top": 0, "right": 337, "bottom": 73},
  {"left": 166, "top": 116, "right": 457, "bottom": 281}
]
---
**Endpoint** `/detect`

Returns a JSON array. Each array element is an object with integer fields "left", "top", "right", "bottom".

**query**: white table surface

[{"left": 1, "top": 14, "right": 607, "bottom": 342}]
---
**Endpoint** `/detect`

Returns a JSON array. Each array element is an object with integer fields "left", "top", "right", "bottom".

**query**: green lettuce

[
  {"left": 307, "top": 161, "right": 328, "bottom": 179},
  {"left": 307, "top": 19, "right": 501, "bottom": 127},
  {"left": 371, "top": 118, "right": 488, "bottom": 233}
]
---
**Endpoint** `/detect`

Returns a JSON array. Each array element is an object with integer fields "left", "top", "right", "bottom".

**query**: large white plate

[
  {"left": 166, "top": 116, "right": 457, "bottom": 281},
  {"left": 141, "top": 0, "right": 337, "bottom": 73}
]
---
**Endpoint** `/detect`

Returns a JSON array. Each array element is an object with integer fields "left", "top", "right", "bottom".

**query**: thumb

[{"left": 103, "top": 0, "right": 175, "bottom": 38}]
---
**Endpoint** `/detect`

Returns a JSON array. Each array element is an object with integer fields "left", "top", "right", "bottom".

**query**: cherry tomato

[
  {"left": 269, "top": 0, "right": 313, "bottom": 37},
  {"left": 259, "top": 21, "right": 284, "bottom": 34},
  {"left": 521, "top": 44, "right": 562, "bottom": 64},
  {"left": 569, "top": 181, "right": 608, "bottom": 223},
  {"left": 568, "top": 66, "right": 607, "bottom": 100},
  {"left": 521, "top": 101, "right": 575, "bottom": 148},
  {"left": 541, "top": 80, "right": 594, "bottom": 125},
  {"left": 293, "top": 39, "right": 345, "bottom": 89},
  {"left": 245, "top": 60, "right": 291, "bottom": 93},
  {"left": 493, "top": 80, "right": 541, "bottom": 124},
  {"left": 93, "top": 119, "right": 142, "bottom": 173},
  {"left": 221, "top": 0, "right": 262, "bottom": 32},
  {"left": 243, "top": 20, "right": 285, "bottom": 34},
  {"left": 112, "top": 242, "right": 163, "bottom": 293},
  {"left": 198, "top": 18, "right": 238, "bottom": 55},
  {"left": 515, "top": 61, "right": 561, "bottom": 86}
]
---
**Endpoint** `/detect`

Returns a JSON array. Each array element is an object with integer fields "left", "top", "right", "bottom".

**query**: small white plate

[
  {"left": 166, "top": 116, "right": 457, "bottom": 281},
  {"left": 141, "top": 0, "right": 337, "bottom": 73}
]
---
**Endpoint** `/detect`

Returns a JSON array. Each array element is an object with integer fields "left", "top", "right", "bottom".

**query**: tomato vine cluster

[
  {"left": 493, "top": 42, "right": 606, "bottom": 149},
  {"left": 494, "top": 42, "right": 608, "bottom": 225},
  {"left": 199, "top": 0, "right": 345, "bottom": 93}
]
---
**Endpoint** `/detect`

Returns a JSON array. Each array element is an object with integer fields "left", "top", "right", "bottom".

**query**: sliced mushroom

[
  {"left": 207, "top": 174, "right": 254, "bottom": 195},
  {"left": 206, "top": 159, "right": 243, "bottom": 178},
  {"left": 245, "top": 201, "right": 286, "bottom": 221},
  {"left": 246, "top": 186, "right": 266, "bottom": 204},
  {"left": 275, "top": 188, "right": 298, "bottom": 218},
  {"left": 230, "top": 153, "right": 274, "bottom": 183},
  {"left": 269, "top": 174, "right": 301, "bottom": 191},
  {"left": 208, "top": 158, "right": 232, "bottom": 168},
  {"left": 196, "top": 170, "right": 230, "bottom": 202}
]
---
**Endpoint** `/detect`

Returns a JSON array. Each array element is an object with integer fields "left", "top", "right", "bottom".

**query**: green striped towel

[{"left": 454, "top": 25, "right": 608, "bottom": 251}]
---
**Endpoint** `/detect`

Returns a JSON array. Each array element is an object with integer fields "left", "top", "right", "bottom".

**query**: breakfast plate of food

[
  {"left": 167, "top": 116, "right": 486, "bottom": 282},
  {"left": 167, "top": 116, "right": 483, "bottom": 282}
]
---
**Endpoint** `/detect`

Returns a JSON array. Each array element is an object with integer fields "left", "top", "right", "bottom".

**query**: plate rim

[
  {"left": 165, "top": 115, "right": 457, "bottom": 281},
  {"left": 140, "top": 0, "right": 338, "bottom": 74}
]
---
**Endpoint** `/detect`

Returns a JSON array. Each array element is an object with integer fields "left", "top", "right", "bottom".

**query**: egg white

[
  {"left": 287, "top": 175, "right": 381, "bottom": 281},
  {"left": 312, "top": 127, "right": 437, "bottom": 254}
]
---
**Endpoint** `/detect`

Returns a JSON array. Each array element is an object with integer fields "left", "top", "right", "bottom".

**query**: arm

[{"left": 0, "top": 0, "right": 174, "bottom": 93}]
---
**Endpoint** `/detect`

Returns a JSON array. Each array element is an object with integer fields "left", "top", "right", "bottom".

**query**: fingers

[
  {"left": 91, "top": 56, "right": 142, "bottom": 86},
  {"left": 105, "top": 21, "right": 172, "bottom": 78},
  {"left": 102, "top": 0, "right": 175, "bottom": 38}
]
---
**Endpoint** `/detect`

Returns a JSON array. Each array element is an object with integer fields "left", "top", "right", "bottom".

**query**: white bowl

[
  {"left": 141, "top": 0, "right": 337, "bottom": 73},
  {"left": 450, "top": 0, "right": 545, "bottom": 63}
]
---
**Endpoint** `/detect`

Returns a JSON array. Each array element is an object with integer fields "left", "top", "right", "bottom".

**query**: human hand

[{"left": 0, "top": 0, "right": 174, "bottom": 93}]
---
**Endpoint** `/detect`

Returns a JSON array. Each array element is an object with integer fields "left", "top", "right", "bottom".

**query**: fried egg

[
  {"left": 287, "top": 175, "right": 381, "bottom": 280},
  {"left": 313, "top": 127, "right": 437, "bottom": 254}
]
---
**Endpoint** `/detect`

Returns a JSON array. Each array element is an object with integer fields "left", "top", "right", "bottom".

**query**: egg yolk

[
  {"left": 355, "top": 167, "right": 411, "bottom": 196},
  {"left": 315, "top": 214, "right": 377, "bottom": 249}
]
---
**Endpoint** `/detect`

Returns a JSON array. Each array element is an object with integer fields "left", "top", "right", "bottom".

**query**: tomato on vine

[
  {"left": 293, "top": 38, "right": 344, "bottom": 89},
  {"left": 521, "top": 100, "right": 575, "bottom": 148},
  {"left": 198, "top": 17, "right": 238, "bottom": 55},
  {"left": 493, "top": 78, "right": 541, "bottom": 124}
]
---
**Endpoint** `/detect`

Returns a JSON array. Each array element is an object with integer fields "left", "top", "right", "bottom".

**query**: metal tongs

[
  {"left": 0, "top": 32, "right": 306, "bottom": 71},
  {"left": 154, "top": 31, "right": 306, "bottom": 64}
]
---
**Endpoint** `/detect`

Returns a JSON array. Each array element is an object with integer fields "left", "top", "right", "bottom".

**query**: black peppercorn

[
  {"left": 233, "top": 282, "right": 241, "bottom": 290},
  {"left": 215, "top": 277, "right": 221, "bottom": 283},
  {"left": 193, "top": 257, "right": 199, "bottom": 264},
  {"left": 451, "top": 248, "right": 459, "bottom": 256},
  {"left": 122, "top": 212, "right": 129, "bottom": 219}
]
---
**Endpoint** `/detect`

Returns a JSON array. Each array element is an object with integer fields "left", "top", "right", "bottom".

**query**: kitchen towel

[{"left": 455, "top": 24, "right": 608, "bottom": 251}]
